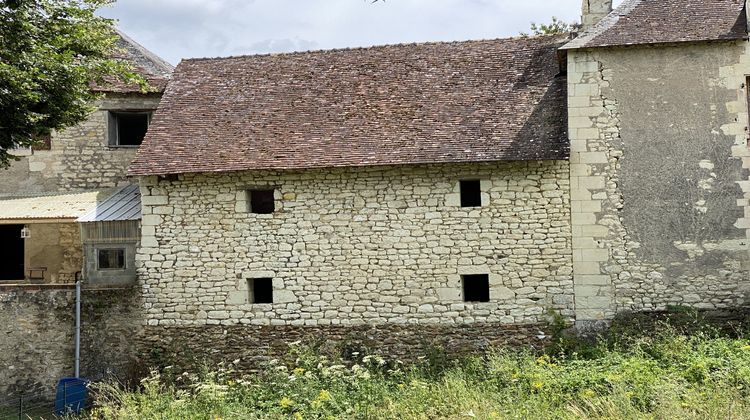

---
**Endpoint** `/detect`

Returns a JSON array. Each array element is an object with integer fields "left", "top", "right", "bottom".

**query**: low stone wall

[
  {"left": 137, "top": 323, "right": 552, "bottom": 373},
  {"left": 0, "top": 287, "right": 142, "bottom": 398}
]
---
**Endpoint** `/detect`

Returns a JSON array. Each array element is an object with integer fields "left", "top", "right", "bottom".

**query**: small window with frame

[
  {"left": 97, "top": 248, "right": 126, "bottom": 270},
  {"left": 248, "top": 189, "right": 275, "bottom": 214},
  {"left": 108, "top": 111, "right": 152, "bottom": 147}
]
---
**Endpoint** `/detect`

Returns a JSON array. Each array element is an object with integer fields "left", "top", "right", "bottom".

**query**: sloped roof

[
  {"left": 563, "top": 0, "right": 747, "bottom": 50},
  {"left": 128, "top": 35, "right": 569, "bottom": 176},
  {"left": 92, "top": 30, "right": 174, "bottom": 94},
  {"left": 78, "top": 185, "right": 141, "bottom": 222},
  {"left": 0, "top": 190, "right": 114, "bottom": 222}
]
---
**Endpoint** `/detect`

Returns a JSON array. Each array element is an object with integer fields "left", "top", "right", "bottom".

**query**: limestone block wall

[
  {"left": 137, "top": 161, "right": 573, "bottom": 328},
  {"left": 568, "top": 41, "right": 750, "bottom": 324},
  {"left": 0, "top": 94, "right": 162, "bottom": 196}
]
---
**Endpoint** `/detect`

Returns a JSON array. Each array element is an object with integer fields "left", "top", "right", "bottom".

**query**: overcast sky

[{"left": 100, "top": 0, "right": 625, "bottom": 65}]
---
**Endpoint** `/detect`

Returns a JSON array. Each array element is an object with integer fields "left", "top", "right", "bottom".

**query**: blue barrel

[{"left": 54, "top": 377, "right": 89, "bottom": 415}]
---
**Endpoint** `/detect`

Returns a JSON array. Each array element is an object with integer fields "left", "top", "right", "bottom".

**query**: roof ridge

[
  {"left": 115, "top": 28, "right": 175, "bottom": 74},
  {"left": 179, "top": 33, "right": 572, "bottom": 63},
  {"left": 562, "top": 0, "right": 643, "bottom": 50}
]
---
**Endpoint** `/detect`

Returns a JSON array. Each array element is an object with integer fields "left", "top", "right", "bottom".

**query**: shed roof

[
  {"left": 562, "top": 0, "right": 748, "bottom": 50},
  {"left": 128, "top": 34, "right": 569, "bottom": 176},
  {"left": 77, "top": 185, "right": 141, "bottom": 223},
  {"left": 0, "top": 190, "right": 113, "bottom": 223}
]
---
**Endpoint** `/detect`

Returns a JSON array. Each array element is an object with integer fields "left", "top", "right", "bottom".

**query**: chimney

[{"left": 581, "top": 0, "right": 613, "bottom": 30}]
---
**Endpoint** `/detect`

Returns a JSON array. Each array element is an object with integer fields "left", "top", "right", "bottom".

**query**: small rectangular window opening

[
  {"left": 109, "top": 111, "right": 151, "bottom": 146},
  {"left": 249, "top": 278, "right": 273, "bottom": 303},
  {"left": 249, "top": 189, "right": 275, "bottom": 214},
  {"left": 460, "top": 180, "right": 482, "bottom": 207},
  {"left": 462, "top": 274, "right": 490, "bottom": 302},
  {"left": 98, "top": 248, "right": 126, "bottom": 270}
]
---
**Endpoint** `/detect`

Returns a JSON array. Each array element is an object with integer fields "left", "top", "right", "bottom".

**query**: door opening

[{"left": 0, "top": 224, "right": 25, "bottom": 280}]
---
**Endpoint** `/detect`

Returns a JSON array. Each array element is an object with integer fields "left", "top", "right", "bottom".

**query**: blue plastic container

[{"left": 54, "top": 377, "right": 89, "bottom": 415}]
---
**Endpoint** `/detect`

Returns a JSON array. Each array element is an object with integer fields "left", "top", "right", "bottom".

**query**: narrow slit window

[
  {"left": 98, "top": 248, "right": 126, "bottom": 270},
  {"left": 460, "top": 180, "right": 482, "bottom": 207},
  {"left": 249, "top": 278, "right": 273, "bottom": 303},
  {"left": 462, "top": 274, "right": 490, "bottom": 302},
  {"left": 249, "top": 189, "right": 275, "bottom": 214}
]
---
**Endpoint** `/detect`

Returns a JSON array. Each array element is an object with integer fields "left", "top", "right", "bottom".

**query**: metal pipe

[{"left": 75, "top": 280, "right": 81, "bottom": 378}]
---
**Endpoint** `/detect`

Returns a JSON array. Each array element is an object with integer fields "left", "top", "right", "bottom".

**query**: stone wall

[
  {"left": 0, "top": 287, "right": 142, "bottom": 398},
  {"left": 0, "top": 94, "right": 161, "bottom": 196},
  {"left": 137, "top": 161, "right": 573, "bottom": 328},
  {"left": 24, "top": 223, "right": 83, "bottom": 284},
  {"left": 568, "top": 41, "right": 750, "bottom": 325},
  {"left": 139, "top": 322, "right": 552, "bottom": 373}
]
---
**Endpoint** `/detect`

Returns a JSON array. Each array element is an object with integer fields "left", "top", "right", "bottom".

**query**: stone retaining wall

[{"left": 0, "top": 287, "right": 142, "bottom": 398}]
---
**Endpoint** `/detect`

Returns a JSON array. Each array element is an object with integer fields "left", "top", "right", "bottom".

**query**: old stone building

[
  {"left": 3, "top": 0, "right": 750, "bottom": 398},
  {"left": 0, "top": 31, "right": 171, "bottom": 395}
]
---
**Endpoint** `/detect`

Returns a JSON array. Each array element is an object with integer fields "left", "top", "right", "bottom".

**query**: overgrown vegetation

[{"left": 82, "top": 314, "right": 750, "bottom": 419}]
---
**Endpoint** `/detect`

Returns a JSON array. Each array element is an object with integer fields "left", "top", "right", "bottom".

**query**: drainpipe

[{"left": 75, "top": 279, "right": 81, "bottom": 378}]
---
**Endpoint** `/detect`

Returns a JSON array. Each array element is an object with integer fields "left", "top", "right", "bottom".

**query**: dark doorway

[{"left": 0, "top": 224, "right": 24, "bottom": 280}]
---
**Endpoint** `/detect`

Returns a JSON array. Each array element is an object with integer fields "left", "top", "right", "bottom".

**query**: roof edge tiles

[
  {"left": 562, "top": 0, "right": 748, "bottom": 50},
  {"left": 129, "top": 34, "right": 571, "bottom": 177}
]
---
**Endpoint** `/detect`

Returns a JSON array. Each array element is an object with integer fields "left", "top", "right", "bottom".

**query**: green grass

[{"left": 81, "top": 317, "right": 750, "bottom": 419}]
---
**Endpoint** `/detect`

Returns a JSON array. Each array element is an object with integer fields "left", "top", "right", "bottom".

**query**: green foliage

[
  {"left": 84, "top": 326, "right": 750, "bottom": 419},
  {"left": 521, "top": 16, "right": 580, "bottom": 37},
  {"left": 0, "top": 0, "right": 145, "bottom": 167}
]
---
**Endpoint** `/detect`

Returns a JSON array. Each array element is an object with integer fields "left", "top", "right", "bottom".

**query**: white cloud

[{"left": 101, "top": 0, "right": 591, "bottom": 64}]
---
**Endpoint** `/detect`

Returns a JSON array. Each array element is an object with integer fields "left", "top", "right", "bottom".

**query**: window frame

[
  {"left": 96, "top": 247, "right": 127, "bottom": 271},
  {"left": 107, "top": 110, "right": 153, "bottom": 148}
]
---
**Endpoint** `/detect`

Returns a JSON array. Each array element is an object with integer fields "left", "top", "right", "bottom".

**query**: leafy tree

[
  {"left": 0, "top": 0, "right": 144, "bottom": 168},
  {"left": 521, "top": 16, "right": 580, "bottom": 37}
]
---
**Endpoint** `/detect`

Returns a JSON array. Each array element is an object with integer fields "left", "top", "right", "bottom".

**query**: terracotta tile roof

[
  {"left": 92, "top": 30, "right": 174, "bottom": 94},
  {"left": 563, "top": 0, "right": 747, "bottom": 50},
  {"left": 128, "top": 35, "right": 569, "bottom": 176}
]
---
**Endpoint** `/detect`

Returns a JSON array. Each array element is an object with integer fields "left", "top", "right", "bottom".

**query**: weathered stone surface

[
  {"left": 137, "top": 322, "right": 553, "bottom": 372},
  {"left": 0, "top": 95, "right": 162, "bottom": 196},
  {"left": 0, "top": 288, "right": 142, "bottom": 397},
  {"left": 569, "top": 41, "right": 750, "bottom": 320},
  {"left": 136, "top": 161, "right": 574, "bottom": 327}
]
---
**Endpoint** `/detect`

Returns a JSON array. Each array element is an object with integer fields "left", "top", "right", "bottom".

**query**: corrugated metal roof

[
  {"left": 0, "top": 190, "right": 111, "bottom": 221},
  {"left": 77, "top": 185, "right": 142, "bottom": 222}
]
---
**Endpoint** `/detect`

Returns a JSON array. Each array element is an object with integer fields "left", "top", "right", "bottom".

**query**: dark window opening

[
  {"left": 249, "top": 189, "right": 275, "bottom": 214},
  {"left": 98, "top": 248, "right": 126, "bottom": 270},
  {"left": 0, "top": 225, "right": 25, "bottom": 280},
  {"left": 249, "top": 278, "right": 273, "bottom": 303},
  {"left": 460, "top": 180, "right": 482, "bottom": 207},
  {"left": 108, "top": 111, "right": 151, "bottom": 146},
  {"left": 462, "top": 274, "right": 490, "bottom": 302}
]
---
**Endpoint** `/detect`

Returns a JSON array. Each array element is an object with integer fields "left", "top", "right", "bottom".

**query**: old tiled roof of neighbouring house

[
  {"left": 563, "top": 0, "right": 748, "bottom": 50},
  {"left": 128, "top": 35, "right": 569, "bottom": 176},
  {"left": 92, "top": 30, "right": 174, "bottom": 94}
]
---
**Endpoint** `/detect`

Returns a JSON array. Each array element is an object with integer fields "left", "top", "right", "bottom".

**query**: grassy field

[{"left": 77, "top": 313, "right": 750, "bottom": 419}]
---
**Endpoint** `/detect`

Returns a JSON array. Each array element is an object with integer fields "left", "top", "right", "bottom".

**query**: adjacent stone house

[
  {"left": 0, "top": 32, "right": 171, "bottom": 395},
  {"left": 0, "top": 31, "right": 171, "bottom": 287}
]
